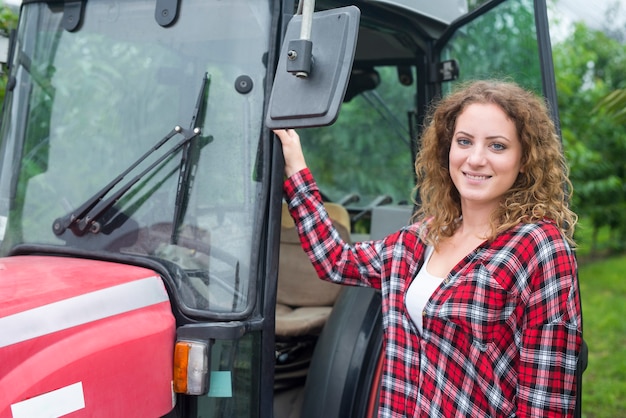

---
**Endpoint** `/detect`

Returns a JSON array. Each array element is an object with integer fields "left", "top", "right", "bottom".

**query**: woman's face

[{"left": 449, "top": 102, "right": 523, "bottom": 213}]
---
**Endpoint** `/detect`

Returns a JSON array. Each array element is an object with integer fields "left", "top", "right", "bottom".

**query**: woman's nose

[{"left": 466, "top": 145, "right": 487, "bottom": 166}]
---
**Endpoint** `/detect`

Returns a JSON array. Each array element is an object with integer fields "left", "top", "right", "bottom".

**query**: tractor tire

[{"left": 300, "top": 286, "right": 383, "bottom": 418}]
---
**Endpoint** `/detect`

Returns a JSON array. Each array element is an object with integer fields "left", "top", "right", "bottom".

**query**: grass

[{"left": 578, "top": 255, "right": 626, "bottom": 417}]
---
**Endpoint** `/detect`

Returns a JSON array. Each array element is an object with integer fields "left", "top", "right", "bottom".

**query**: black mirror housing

[{"left": 265, "top": 6, "right": 360, "bottom": 129}]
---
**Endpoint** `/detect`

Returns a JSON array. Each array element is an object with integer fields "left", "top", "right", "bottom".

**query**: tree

[
  {"left": 553, "top": 22, "right": 626, "bottom": 253},
  {"left": 0, "top": 4, "right": 18, "bottom": 104},
  {"left": 594, "top": 89, "right": 626, "bottom": 124}
]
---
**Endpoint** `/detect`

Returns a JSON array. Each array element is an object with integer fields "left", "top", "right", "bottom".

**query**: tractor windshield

[{"left": 0, "top": 0, "right": 273, "bottom": 318}]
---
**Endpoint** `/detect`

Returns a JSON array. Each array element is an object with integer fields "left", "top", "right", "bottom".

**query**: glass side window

[
  {"left": 441, "top": 0, "right": 543, "bottom": 94},
  {"left": 298, "top": 66, "right": 417, "bottom": 233},
  {"left": 0, "top": 0, "right": 272, "bottom": 317}
]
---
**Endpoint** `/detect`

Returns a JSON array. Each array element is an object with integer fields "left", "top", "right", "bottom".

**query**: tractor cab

[{"left": 0, "top": 1, "right": 580, "bottom": 417}]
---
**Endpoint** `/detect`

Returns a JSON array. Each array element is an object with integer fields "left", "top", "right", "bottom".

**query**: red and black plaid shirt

[{"left": 284, "top": 168, "right": 582, "bottom": 417}]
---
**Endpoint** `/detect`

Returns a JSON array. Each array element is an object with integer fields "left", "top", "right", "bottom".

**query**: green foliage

[
  {"left": 553, "top": 23, "right": 626, "bottom": 254},
  {"left": 0, "top": 4, "right": 17, "bottom": 104},
  {"left": 594, "top": 88, "right": 626, "bottom": 124},
  {"left": 0, "top": 4, "right": 17, "bottom": 35}
]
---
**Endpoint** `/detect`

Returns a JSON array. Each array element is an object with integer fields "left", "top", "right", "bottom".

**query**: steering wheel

[{"left": 110, "top": 222, "right": 247, "bottom": 312}]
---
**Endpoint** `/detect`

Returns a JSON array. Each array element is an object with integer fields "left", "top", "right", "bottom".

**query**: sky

[{"left": 555, "top": 0, "right": 626, "bottom": 32}]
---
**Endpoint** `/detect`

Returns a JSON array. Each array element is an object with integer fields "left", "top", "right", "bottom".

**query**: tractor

[{"left": 0, "top": 0, "right": 585, "bottom": 416}]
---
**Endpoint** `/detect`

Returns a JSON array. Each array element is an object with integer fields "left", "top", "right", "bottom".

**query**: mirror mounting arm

[{"left": 286, "top": 0, "right": 315, "bottom": 78}]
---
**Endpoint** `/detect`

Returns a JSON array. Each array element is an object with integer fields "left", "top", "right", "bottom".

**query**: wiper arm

[
  {"left": 52, "top": 125, "right": 198, "bottom": 237},
  {"left": 52, "top": 73, "right": 210, "bottom": 237}
]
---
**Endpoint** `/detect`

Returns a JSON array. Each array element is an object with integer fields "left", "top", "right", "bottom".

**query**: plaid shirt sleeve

[
  {"left": 516, "top": 223, "right": 582, "bottom": 417},
  {"left": 283, "top": 168, "right": 384, "bottom": 289}
]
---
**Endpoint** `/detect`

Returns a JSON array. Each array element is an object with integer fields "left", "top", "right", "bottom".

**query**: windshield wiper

[
  {"left": 171, "top": 71, "right": 211, "bottom": 245},
  {"left": 52, "top": 73, "right": 210, "bottom": 237}
]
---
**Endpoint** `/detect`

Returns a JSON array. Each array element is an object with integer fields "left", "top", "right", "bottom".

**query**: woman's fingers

[
  {"left": 273, "top": 129, "right": 307, "bottom": 177},
  {"left": 273, "top": 129, "right": 297, "bottom": 143}
]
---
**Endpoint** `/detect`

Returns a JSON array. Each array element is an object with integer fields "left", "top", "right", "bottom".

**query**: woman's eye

[
  {"left": 490, "top": 142, "right": 506, "bottom": 151},
  {"left": 457, "top": 138, "right": 471, "bottom": 146}
]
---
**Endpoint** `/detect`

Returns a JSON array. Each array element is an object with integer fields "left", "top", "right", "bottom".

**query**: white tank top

[{"left": 405, "top": 245, "right": 445, "bottom": 334}]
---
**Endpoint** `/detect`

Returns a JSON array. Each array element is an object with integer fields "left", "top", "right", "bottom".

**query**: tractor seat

[{"left": 275, "top": 202, "right": 351, "bottom": 338}]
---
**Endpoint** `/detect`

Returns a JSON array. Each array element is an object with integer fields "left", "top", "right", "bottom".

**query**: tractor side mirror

[{"left": 265, "top": 6, "right": 360, "bottom": 129}]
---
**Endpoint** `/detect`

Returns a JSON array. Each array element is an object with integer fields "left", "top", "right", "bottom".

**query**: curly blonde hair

[{"left": 413, "top": 80, "right": 577, "bottom": 247}]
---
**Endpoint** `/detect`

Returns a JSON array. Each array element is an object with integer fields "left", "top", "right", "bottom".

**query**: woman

[{"left": 274, "top": 80, "right": 582, "bottom": 417}]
